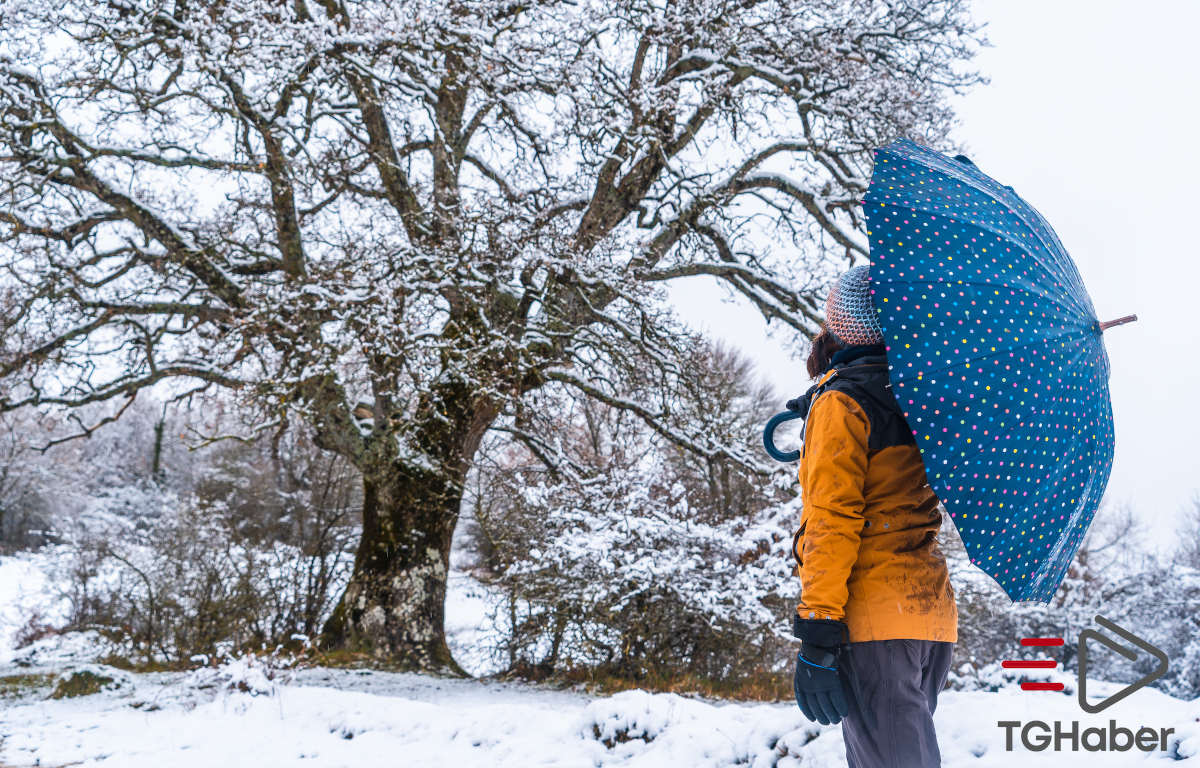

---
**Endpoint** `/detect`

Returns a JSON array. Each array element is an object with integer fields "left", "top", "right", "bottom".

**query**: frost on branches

[
  {"left": 468, "top": 342, "right": 799, "bottom": 679},
  {"left": 487, "top": 471, "right": 798, "bottom": 679},
  {"left": 0, "top": 0, "right": 981, "bottom": 670}
]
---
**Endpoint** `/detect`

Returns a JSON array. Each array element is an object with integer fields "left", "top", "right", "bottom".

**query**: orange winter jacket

[{"left": 793, "top": 351, "right": 957, "bottom": 644}]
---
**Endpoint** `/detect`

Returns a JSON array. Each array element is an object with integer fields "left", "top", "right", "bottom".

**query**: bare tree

[
  {"left": 0, "top": 0, "right": 981, "bottom": 671},
  {"left": 1174, "top": 495, "right": 1200, "bottom": 570}
]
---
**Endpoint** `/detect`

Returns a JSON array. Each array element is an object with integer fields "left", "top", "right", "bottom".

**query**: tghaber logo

[
  {"left": 997, "top": 615, "right": 1175, "bottom": 753},
  {"left": 1077, "top": 615, "right": 1169, "bottom": 712},
  {"left": 1006, "top": 614, "right": 1169, "bottom": 711}
]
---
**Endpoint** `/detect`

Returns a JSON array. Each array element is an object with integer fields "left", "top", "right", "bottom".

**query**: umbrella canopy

[{"left": 864, "top": 139, "right": 1127, "bottom": 602}]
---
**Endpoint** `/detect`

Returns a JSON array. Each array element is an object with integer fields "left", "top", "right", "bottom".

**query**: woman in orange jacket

[{"left": 789, "top": 265, "right": 957, "bottom": 768}]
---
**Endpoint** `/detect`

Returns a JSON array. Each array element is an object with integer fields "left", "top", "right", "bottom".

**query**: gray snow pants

[{"left": 839, "top": 639, "right": 954, "bottom": 768}]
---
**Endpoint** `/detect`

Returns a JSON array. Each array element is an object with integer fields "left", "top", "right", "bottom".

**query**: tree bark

[{"left": 321, "top": 463, "right": 466, "bottom": 674}]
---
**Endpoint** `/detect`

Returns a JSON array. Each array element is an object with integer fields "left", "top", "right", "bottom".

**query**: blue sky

[{"left": 672, "top": 0, "right": 1200, "bottom": 551}]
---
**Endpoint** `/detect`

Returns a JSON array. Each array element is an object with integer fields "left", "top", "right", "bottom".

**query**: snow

[
  {"left": 445, "top": 570, "right": 507, "bottom": 677},
  {"left": 0, "top": 552, "right": 70, "bottom": 662},
  {"left": 0, "top": 661, "right": 1196, "bottom": 766}
]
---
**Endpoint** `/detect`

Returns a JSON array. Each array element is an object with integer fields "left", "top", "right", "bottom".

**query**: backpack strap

[
  {"left": 763, "top": 359, "right": 914, "bottom": 463},
  {"left": 821, "top": 362, "right": 915, "bottom": 451}
]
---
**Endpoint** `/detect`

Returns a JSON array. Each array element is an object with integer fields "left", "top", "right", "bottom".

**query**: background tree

[
  {"left": 0, "top": 411, "right": 54, "bottom": 550},
  {"left": 0, "top": 0, "right": 981, "bottom": 671},
  {"left": 1173, "top": 496, "right": 1200, "bottom": 570},
  {"left": 56, "top": 418, "right": 360, "bottom": 665}
]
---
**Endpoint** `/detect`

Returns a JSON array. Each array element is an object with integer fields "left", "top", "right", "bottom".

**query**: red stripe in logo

[{"left": 1011, "top": 638, "right": 1063, "bottom": 692}]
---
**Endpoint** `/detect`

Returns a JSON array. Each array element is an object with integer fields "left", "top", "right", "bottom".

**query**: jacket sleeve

[{"left": 796, "top": 390, "right": 870, "bottom": 623}]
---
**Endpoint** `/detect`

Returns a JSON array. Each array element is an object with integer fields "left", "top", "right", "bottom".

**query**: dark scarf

[
  {"left": 787, "top": 344, "right": 889, "bottom": 418},
  {"left": 828, "top": 343, "right": 887, "bottom": 370}
]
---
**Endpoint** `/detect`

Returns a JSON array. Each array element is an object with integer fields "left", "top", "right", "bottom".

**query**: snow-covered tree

[
  {"left": 1173, "top": 496, "right": 1200, "bottom": 570},
  {"left": 0, "top": 410, "right": 55, "bottom": 548},
  {"left": 468, "top": 341, "right": 796, "bottom": 680},
  {"left": 0, "top": 0, "right": 981, "bottom": 670},
  {"left": 56, "top": 422, "right": 360, "bottom": 663}
]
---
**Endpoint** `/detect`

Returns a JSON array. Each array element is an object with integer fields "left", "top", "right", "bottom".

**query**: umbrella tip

[{"left": 1098, "top": 314, "right": 1138, "bottom": 332}]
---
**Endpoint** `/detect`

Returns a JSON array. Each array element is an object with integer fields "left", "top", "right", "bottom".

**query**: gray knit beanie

[{"left": 824, "top": 265, "right": 884, "bottom": 346}]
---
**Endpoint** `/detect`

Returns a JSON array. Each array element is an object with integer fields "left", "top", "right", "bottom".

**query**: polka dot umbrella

[{"left": 865, "top": 138, "right": 1134, "bottom": 602}]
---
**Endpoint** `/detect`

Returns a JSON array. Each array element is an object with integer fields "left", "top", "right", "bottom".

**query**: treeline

[{"left": 1, "top": 402, "right": 360, "bottom": 663}]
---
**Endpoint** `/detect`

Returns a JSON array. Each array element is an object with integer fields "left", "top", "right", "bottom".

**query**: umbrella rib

[
  {"left": 953, "top": 397, "right": 1105, "bottom": 598},
  {"left": 911, "top": 337, "right": 1110, "bottom": 584},
  {"left": 906, "top": 337, "right": 1100, "bottom": 478},
  {"left": 982, "top": 201, "right": 1090, "bottom": 312}
]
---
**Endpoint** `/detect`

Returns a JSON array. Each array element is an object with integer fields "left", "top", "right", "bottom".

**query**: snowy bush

[
  {"left": 59, "top": 503, "right": 347, "bottom": 664},
  {"left": 0, "top": 412, "right": 55, "bottom": 551},
  {"left": 465, "top": 344, "right": 799, "bottom": 682},
  {"left": 583, "top": 690, "right": 676, "bottom": 748},
  {"left": 49, "top": 422, "right": 360, "bottom": 664},
  {"left": 187, "top": 653, "right": 288, "bottom": 697}
]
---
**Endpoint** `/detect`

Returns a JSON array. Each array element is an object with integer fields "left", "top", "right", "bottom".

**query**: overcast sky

[{"left": 672, "top": 0, "right": 1200, "bottom": 551}]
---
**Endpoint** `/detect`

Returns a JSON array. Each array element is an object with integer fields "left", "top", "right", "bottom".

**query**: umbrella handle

[
  {"left": 1098, "top": 314, "right": 1137, "bottom": 331},
  {"left": 763, "top": 410, "right": 805, "bottom": 463}
]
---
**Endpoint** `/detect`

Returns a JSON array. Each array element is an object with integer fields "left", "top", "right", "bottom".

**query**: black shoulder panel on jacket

[{"left": 821, "top": 358, "right": 915, "bottom": 452}]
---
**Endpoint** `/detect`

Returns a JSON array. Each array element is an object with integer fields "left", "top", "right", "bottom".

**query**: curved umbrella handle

[{"left": 762, "top": 410, "right": 805, "bottom": 463}]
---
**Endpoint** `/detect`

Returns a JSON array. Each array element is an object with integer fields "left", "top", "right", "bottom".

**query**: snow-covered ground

[
  {"left": 0, "top": 551, "right": 70, "bottom": 659},
  {"left": 0, "top": 661, "right": 1197, "bottom": 767},
  {"left": 1, "top": 555, "right": 1198, "bottom": 767},
  {"left": 445, "top": 569, "right": 507, "bottom": 677}
]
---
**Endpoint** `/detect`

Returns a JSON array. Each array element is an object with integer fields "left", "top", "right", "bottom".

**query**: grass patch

[
  {"left": 50, "top": 669, "right": 116, "bottom": 699},
  {"left": 0, "top": 673, "right": 55, "bottom": 699},
  {"left": 304, "top": 647, "right": 466, "bottom": 677},
  {"left": 581, "top": 670, "right": 792, "bottom": 702},
  {"left": 531, "top": 666, "right": 793, "bottom": 702},
  {"left": 96, "top": 653, "right": 185, "bottom": 674},
  {"left": 305, "top": 648, "right": 380, "bottom": 669}
]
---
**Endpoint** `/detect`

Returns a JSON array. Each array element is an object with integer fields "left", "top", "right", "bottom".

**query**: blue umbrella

[{"left": 864, "top": 139, "right": 1133, "bottom": 602}]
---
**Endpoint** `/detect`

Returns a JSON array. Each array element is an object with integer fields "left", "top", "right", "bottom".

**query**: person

[{"left": 788, "top": 265, "right": 957, "bottom": 768}]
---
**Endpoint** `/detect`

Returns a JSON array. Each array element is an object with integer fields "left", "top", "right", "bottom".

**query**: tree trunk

[{"left": 322, "top": 463, "right": 466, "bottom": 673}]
